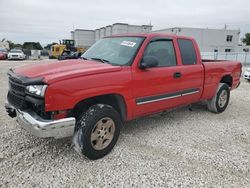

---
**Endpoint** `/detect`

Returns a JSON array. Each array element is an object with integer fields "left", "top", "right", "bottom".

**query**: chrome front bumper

[{"left": 5, "top": 102, "right": 76, "bottom": 139}]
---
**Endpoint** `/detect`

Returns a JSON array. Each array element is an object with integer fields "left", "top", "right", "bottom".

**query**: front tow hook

[{"left": 5, "top": 102, "right": 17, "bottom": 118}]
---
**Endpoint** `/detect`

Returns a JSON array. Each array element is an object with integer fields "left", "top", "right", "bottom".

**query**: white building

[
  {"left": 153, "top": 27, "right": 240, "bottom": 52},
  {"left": 71, "top": 24, "right": 243, "bottom": 53},
  {"left": 235, "top": 45, "right": 250, "bottom": 52},
  {"left": 71, "top": 23, "right": 152, "bottom": 48},
  {"left": 0, "top": 41, "right": 9, "bottom": 50},
  {"left": 71, "top": 29, "right": 95, "bottom": 48}
]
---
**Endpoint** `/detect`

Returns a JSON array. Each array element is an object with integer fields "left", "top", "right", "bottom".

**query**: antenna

[{"left": 224, "top": 24, "right": 227, "bottom": 30}]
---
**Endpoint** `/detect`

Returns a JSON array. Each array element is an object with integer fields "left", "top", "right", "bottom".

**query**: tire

[
  {"left": 207, "top": 83, "right": 230, "bottom": 113},
  {"left": 72, "top": 104, "right": 122, "bottom": 160}
]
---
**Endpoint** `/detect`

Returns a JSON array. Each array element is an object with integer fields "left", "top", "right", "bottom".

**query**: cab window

[
  {"left": 143, "top": 40, "right": 177, "bottom": 67},
  {"left": 178, "top": 39, "right": 197, "bottom": 65}
]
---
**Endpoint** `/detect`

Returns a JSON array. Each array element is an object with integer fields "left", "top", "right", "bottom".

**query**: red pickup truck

[{"left": 5, "top": 33, "right": 241, "bottom": 159}]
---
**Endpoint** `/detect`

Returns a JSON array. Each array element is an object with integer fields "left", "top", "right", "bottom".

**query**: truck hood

[{"left": 13, "top": 59, "right": 122, "bottom": 84}]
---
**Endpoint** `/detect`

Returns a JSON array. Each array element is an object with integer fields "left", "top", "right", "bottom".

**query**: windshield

[{"left": 82, "top": 37, "right": 144, "bottom": 66}]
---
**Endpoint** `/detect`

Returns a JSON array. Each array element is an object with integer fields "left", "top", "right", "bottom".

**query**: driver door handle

[{"left": 173, "top": 72, "right": 182, "bottom": 78}]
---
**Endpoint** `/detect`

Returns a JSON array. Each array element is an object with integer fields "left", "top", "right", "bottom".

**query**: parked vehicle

[
  {"left": 58, "top": 51, "right": 83, "bottom": 61},
  {"left": 5, "top": 33, "right": 241, "bottom": 159},
  {"left": 243, "top": 68, "right": 250, "bottom": 81},
  {"left": 0, "top": 48, "right": 8, "bottom": 60},
  {"left": 8, "top": 49, "right": 26, "bottom": 60}
]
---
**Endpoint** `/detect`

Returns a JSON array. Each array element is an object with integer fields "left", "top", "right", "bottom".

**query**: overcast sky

[{"left": 1, "top": 0, "right": 250, "bottom": 45}]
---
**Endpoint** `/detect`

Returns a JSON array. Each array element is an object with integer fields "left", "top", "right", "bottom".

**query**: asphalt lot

[{"left": 0, "top": 60, "right": 249, "bottom": 187}]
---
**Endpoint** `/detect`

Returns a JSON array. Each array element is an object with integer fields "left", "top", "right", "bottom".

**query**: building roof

[
  {"left": 155, "top": 26, "right": 240, "bottom": 32},
  {"left": 73, "top": 23, "right": 153, "bottom": 33},
  {"left": 106, "top": 32, "right": 194, "bottom": 40},
  {"left": 75, "top": 29, "right": 95, "bottom": 32}
]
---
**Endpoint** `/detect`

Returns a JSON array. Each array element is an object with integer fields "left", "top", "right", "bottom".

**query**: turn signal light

[{"left": 51, "top": 110, "right": 68, "bottom": 120}]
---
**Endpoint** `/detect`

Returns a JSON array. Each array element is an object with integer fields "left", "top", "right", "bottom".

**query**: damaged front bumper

[{"left": 5, "top": 101, "right": 76, "bottom": 139}]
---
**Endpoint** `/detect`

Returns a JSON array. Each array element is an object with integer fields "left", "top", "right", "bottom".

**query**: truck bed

[{"left": 201, "top": 59, "right": 241, "bottom": 100}]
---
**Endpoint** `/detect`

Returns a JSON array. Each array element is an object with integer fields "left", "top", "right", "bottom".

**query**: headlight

[{"left": 26, "top": 85, "right": 47, "bottom": 97}]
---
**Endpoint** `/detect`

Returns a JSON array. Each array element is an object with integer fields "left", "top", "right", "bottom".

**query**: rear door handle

[{"left": 174, "top": 72, "right": 182, "bottom": 78}]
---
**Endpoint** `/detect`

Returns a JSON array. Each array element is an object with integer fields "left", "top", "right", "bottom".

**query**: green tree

[
  {"left": 6, "top": 40, "right": 22, "bottom": 49},
  {"left": 23, "top": 42, "right": 43, "bottom": 50},
  {"left": 44, "top": 42, "right": 57, "bottom": 50},
  {"left": 6, "top": 40, "right": 14, "bottom": 49},
  {"left": 34, "top": 42, "right": 43, "bottom": 50},
  {"left": 242, "top": 33, "right": 250, "bottom": 45}
]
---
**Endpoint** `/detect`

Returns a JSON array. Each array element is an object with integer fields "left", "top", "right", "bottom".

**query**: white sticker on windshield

[{"left": 120, "top": 41, "right": 136, "bottom": 47}]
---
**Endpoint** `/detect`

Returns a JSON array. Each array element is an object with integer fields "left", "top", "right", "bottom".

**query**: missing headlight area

[{"left": 7, "top": 70, "right": 50, "bottom": 119}]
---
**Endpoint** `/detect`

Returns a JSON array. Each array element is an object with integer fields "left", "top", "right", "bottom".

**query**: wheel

[
  {"left": 72, "top": 104, "right": 122, "bottom": 160},
  {"left": 207, "top": 83, "right": 230, "bottom": 113}
]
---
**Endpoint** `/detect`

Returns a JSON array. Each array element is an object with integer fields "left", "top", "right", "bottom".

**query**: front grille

[
  {"left": 8, "top": 75, "right": 27, "bottom": 109},
  {"left": 9, "top": 79, "right": 26, "bottom": 96},
  {"left": 7, "top": 91, "right": 27, "bottom": 109}
]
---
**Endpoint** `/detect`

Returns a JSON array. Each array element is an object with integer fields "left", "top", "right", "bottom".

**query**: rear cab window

[{"left": 177, "top": 39, "right": 197, "bottom": 65}]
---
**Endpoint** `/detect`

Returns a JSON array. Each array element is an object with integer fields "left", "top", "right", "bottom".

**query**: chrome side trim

[
  {"left": 181, "top": 90, "right": 200, "bottom": 96},
  {"left": 137, "top": 94, "right": 181, "bottom": 105},
  {"left": 136, "top": 88, "right": 200, "bottom": 105}
]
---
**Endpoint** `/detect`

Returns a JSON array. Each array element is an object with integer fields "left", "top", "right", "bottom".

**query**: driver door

[{"left": 132, "top": 38, "right": 183, "bottom": 118}]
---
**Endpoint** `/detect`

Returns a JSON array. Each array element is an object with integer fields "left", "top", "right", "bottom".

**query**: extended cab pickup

[{"left": 5, "top": 33, "right": 241, "bottom": 159}]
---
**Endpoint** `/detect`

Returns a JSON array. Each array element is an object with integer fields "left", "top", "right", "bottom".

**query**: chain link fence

[
  {"left": 22, "top": 49, "right": 49, "bottom": 60},
  {"left": 201, "top": 52, "right": 250, "bottom": 66}
]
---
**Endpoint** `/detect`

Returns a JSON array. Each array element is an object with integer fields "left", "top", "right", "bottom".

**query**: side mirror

[{"left": 139, "top": 56, "right": 158, "bottom": 69}]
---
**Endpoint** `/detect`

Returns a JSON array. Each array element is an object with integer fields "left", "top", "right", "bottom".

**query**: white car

[
  {"left": 244, "top": 68, "right": 250, "bottom": 81},
  {"left": 8, "top": 49, "right": 26, "bottom": 60}
]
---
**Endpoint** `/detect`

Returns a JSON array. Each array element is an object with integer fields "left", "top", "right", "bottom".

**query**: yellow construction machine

[{"left": 49, "top": 39, "right": 85, "bottom": 59}]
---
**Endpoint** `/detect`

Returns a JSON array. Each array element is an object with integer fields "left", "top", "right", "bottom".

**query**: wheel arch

[
  {"left": 73, "top": 93, "right": 127, "bottom": 121},
  {"left": 220, "top": 74, "right": 232, "bottom": 87}
]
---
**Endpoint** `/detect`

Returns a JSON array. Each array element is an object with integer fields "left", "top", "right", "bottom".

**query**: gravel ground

[{"left": 0, "top": 60, "right": 249, "bottom": 187}]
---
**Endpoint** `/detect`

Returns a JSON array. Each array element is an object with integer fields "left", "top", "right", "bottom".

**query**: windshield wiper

[
  {"left": 90, "top": 57, "right": 110, "bottom": 64},
  {"left": 80, "top": 57, "right": 88, "bottom": 60}
]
